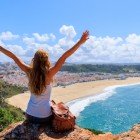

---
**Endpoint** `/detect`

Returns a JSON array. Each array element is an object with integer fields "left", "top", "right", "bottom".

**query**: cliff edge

[
  {"left": 0, "top": 121, "right": 117, "bottom": 140},
  {"left": 1, "top": 121, "right": 140, "bottom": 140}
]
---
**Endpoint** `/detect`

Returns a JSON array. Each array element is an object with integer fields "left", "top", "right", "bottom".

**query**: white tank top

[{"left": 26, "top": 84, "right": 52, "bottom": 118}]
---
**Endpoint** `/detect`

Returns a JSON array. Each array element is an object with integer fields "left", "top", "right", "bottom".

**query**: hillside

[
  {"left": 61, "top": 63, "right": 140, "bottom": 73},
  {"left": 0, "top": 80, "right": 26, "bottom": 131}
]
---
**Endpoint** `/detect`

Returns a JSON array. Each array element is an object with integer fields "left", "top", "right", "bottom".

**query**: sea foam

[{"left": 66, "top": 82, "right": 140, "bottom": 117}]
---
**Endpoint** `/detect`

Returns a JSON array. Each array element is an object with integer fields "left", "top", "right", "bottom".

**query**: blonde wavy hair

[{"left": 27, "top": 49, "right": 52, "bottom": 95}]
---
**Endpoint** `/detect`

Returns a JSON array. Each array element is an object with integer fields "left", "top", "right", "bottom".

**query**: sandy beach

[{"left": 6, "top": 77, "right": 140, "bottom": 111}]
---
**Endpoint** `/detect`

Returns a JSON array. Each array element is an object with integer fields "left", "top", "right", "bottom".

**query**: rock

[
  {"left": 118, "top": 123, "right": 140, "bottom": 140},
  {"left": 4, "top": 121, "right": 140, "bottom": 140},
  {"left": 0, "top": 121, "right": 95, "bottom": 140}
]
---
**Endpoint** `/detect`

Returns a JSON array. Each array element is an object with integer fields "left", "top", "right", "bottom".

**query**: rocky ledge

[
  {"left": 0, "top": 121, "right": 117, "bottom": 140},
  {"left": 1, "top": 121, "right": 140, "bottom": 140}
]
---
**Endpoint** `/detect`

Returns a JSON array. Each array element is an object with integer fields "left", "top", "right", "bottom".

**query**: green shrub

[{"left": 0, "top": 80, "right": 25, "bottom": 131}]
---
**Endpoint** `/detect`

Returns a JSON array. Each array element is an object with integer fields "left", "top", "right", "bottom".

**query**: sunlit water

[{"left": 68, "top": 84, "right": 140, "bottom": 134}]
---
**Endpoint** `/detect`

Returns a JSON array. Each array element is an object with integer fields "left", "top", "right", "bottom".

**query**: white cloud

[
  {"left": 33, "top": 33, "right": 49, "bottom": 42},
  {"left": 32, "top": 33, "right": 56, "bottom": 42},
  {"left": 6, "top": 45, "right": 26, "bottom": 56},
  {"left": 1, "top": 26, "right": 140, "bottom": 64},
  {"left": 50, "top": 33, "right": 56, "bottom": 40},
  {"left": 0, "top": 31, "right": 19, "bottom": 41},
  {"left": 126, "top": 34, "right": 140, "bottom": 45},
  {"left": 58, "top": 37, "right": 75, "bottom": 48},
  {"left": 0, "top": 40, "right": 5, "bottom": 46},
  {"left": 60, "top": 25, "right": 76, "bottom": 39},
  {"left": 23, "top": 37, "right": 35, "bottom": 46},
  {"left": 0, "top": 44, "right": 26, "bottom": 62},
  {"left": 68, "top": 34, "right": 140, "bottom": 63}
]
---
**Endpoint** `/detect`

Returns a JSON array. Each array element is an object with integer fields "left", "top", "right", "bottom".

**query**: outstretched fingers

[
  {"left": 83, "top": 30, "right": 89, "bottom": 35},
  {"left": 82, "top": 30, "right": 89, "bottom": 41}
]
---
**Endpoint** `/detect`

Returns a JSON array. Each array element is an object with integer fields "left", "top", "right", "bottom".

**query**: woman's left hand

[{"left": 79, "top": 30, "right": 89, "bottom": 44}]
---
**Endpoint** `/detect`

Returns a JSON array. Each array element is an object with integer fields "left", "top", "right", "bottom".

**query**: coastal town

[{"left": 1, "top": 62, "right": 140, "bottom": 88}]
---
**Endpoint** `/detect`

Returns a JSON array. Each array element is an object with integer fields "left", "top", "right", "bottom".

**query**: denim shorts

[{"left": 25, "top": 113, "right": 53, "bottom": 124}]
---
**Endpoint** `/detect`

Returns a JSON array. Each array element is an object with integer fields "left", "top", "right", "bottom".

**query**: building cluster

[{"left": 1, "top": 62, "right": 140, "bottom": 88}]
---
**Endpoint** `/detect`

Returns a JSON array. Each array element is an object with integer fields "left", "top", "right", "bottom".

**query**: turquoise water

[{"left": 76, "top": 84, "right": 140, "bottom": 134}]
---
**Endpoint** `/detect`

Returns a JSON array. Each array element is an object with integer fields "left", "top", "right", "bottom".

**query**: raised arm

[
  {"left": 49, "top": 31, "right": 89, "bottom": 77},
  {"left": 0, "top": 46, "right": 30, "bottom": 73}
]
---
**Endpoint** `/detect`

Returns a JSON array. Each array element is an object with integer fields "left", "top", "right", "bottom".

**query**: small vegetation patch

[{"left": 0, "top": 80, "right": 25, "bottom": 131}]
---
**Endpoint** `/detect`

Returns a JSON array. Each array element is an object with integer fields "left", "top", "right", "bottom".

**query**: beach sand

[{"left": 6, "top": 77, "right": 140, "bottom": 111}]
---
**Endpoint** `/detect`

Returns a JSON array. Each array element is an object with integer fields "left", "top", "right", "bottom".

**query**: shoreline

[
  {"left": 66, "top": 83, "right": 136, "bottom": 104},
  {"left": 66, "top": 81, "right": 140, "bottom": 116},
  {"left": 6, "top": 77, "right": 140, "bottom": 111}
]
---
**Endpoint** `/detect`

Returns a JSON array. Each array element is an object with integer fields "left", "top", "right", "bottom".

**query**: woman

[{"left": 0, "top": 30, "right": 89, "bottom": 124}]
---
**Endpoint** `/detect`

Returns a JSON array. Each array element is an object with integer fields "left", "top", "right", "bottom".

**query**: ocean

[{"left": 67, "top": 83, "right": 140, "bottom": 134}]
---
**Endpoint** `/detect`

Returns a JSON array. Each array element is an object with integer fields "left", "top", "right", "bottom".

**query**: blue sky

[{"left": 0, "top": 0, "right": 140, "bottom": 63}]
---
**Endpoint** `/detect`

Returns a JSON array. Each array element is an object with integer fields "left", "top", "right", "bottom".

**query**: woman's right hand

[{"left": 79, "top": 30, "right": 89, "bottom": 44}]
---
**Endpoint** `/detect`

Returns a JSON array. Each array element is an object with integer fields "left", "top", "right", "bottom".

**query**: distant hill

[
  {"left": 1, "top": 61, "right": 140, "bottom": 74},
  {"left": 60, "top": 63, "right": 140, "bottom": 73}
]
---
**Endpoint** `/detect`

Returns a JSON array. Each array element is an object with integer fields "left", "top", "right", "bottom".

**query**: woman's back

[{"left": 26, "top": 84, "right": 52, "bottom": 118}]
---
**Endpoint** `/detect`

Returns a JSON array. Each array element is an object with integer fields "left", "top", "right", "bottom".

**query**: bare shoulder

[{"left": 47, "top": 67, "right": 54, "bottom": 77}]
